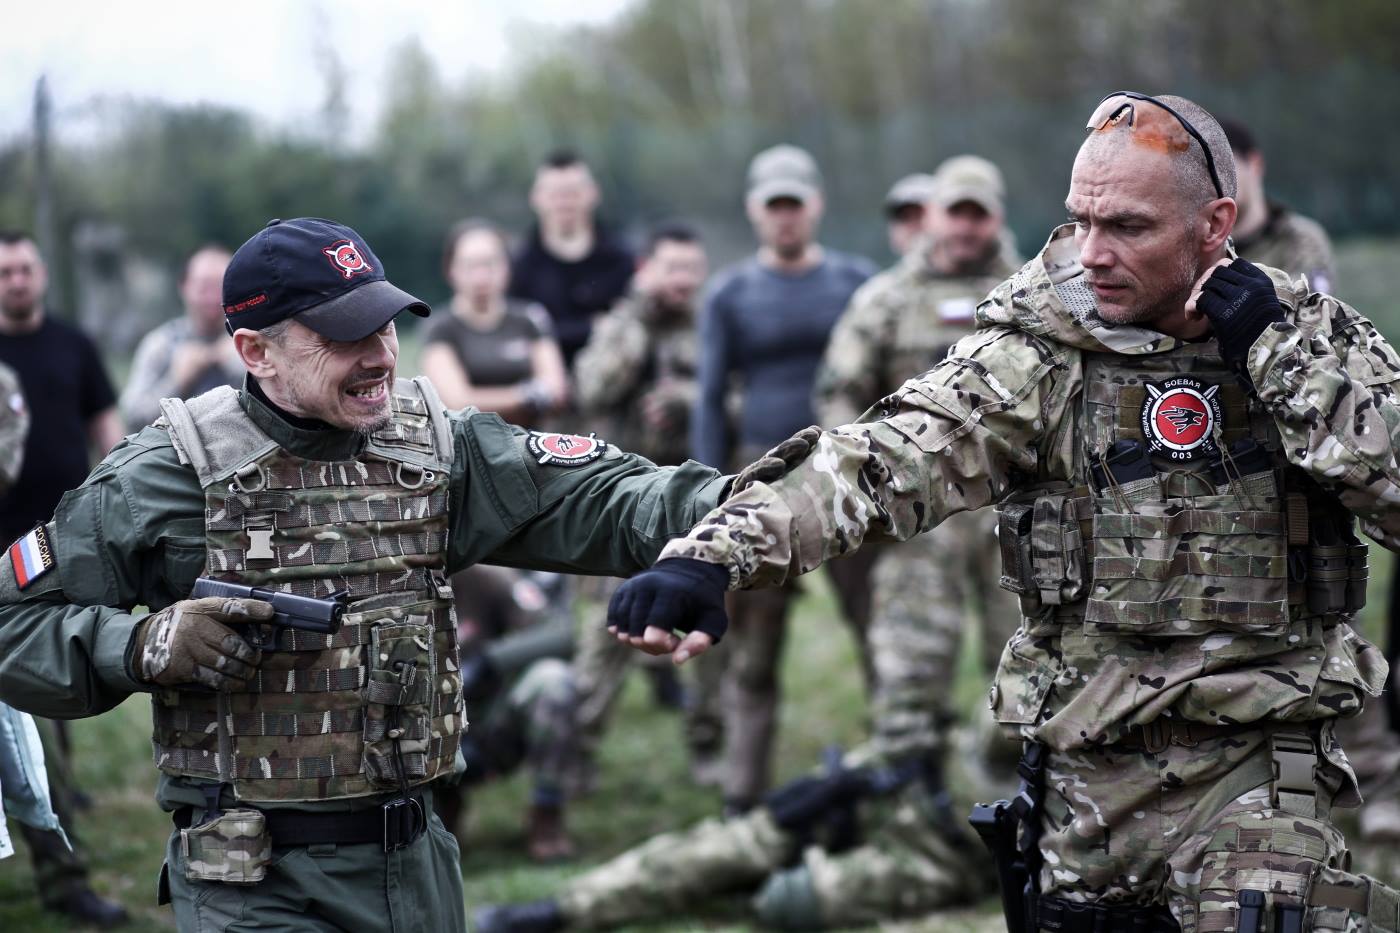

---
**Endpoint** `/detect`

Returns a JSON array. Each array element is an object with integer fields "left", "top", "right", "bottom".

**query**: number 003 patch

[
  {"left": 527, "top": 432, "right": 607, "bottom": 467},
  {"left": 1140, "top": 377, "right": 1222, "bottom": 461}
]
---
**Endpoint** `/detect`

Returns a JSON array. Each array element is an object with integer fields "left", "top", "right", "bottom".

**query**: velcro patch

[
  {"left": 526, "top": 432, "right": 606, "bottom": 467},
  {"left": 8, "top": 524, "right": 55, "bottom": 589}
]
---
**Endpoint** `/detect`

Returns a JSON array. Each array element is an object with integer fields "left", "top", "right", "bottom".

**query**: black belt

[
  {"left": 1037, "top": 894, "right": 1180, "bottom": 933},
  {"left": 174, "top": 794, "right": 428, "bottom": 852}
]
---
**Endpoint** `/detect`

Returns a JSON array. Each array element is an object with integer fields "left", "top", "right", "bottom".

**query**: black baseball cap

[{"left": 222, "top": 217, "right": 429, "bottom": 341}]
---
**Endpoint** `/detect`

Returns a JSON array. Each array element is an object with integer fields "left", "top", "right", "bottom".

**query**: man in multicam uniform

[
  {"left": 0, "top": 360, "right": 26, "bottom": 496},
  {"left": 815, "top": 155, "right": 1023, "bottom": 787},
  {"left": 572, "top": 222, "right": 726, "bottom": 785},
  {"left": 0, "top": 217, "right": 732, "bottom": 933},
  {"left": 1222, "top": 118, "right": 1337, "bottom": 296},
  {"left": 610, "top": 93, "right": 1400, "bottom": 933}
]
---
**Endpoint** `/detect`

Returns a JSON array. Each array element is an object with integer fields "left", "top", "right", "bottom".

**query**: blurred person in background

[
  {"left": 571, "top": 222, "right": 725, "bottom": 788},
  {"left": 1223, "top": 118, "right": 1337, "bottom": 294},
  {"left": 694, "top": 145, "right": 877, "bottom": 813},
  {"left": 420, "top": 219, "right": 569, "bottom": 425},
  {"left": 119, "top": 244, "right": 242, "bottom": 432},
  {"left": 815, "top": 154, "right": 1023, "bottom": 799},
  {"left": 509, "top": 152, "right": 635, "bottom": 368},
  {"left": 438, "top": 568, "right": 584, "bottom": 863},
  {"left": 882, "top": 172, "right": 938, "bottom": 258},
  {"left": 0, "top": 361, "right": 27, "bottom": 496},
  {"left": 0, "top": 230, "right": 127, "bottom": 927}
]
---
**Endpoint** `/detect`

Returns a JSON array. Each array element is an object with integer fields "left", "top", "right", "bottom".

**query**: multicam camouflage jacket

[
  {"left": 662, "top": 224, "right": 1397, "bottom": 756},
  {"left": 814, "top": 241, "right": 1017, "bottom": 426},
  {"left": 574, "top": 292, "right": 699, "bottom": 466},
  {"left": 0, "top": 362, "right": 27, "bottom": 496}
]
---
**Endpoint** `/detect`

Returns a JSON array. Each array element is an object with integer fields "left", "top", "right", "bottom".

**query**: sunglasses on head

[{"left": 1086, "top": 91, "right": 1226, "bottom": 201}]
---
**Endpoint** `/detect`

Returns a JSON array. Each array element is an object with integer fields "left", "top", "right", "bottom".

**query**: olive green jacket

[{"left": 0, "top": 384, "right": 726, "bottom": 727}]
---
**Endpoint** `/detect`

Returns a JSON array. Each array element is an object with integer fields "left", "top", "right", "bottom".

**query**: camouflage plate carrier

[
  {"left": 990, "top": 251, "right": 1376, "bottom": 752},
  {"left": 152, "top": 377, "right": 463, "bottom": 802}
]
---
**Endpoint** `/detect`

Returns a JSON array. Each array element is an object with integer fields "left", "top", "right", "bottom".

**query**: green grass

[{"left": 5, "top": 237, "right": 1400, "bottom": 930}]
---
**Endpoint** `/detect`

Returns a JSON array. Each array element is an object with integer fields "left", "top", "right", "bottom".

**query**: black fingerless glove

[
  {"left": 607, "top": 558, "right": 730, "bottom": 644},
  {"left": 1194, "top": 258, "right": 1285, "bottom": 387}
]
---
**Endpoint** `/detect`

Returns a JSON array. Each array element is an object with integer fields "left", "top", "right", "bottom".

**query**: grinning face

[
  {"left": 1066, "top": 141, "right": 1203, "bottom": 328},
  {"left": 243, "top": 319, "right": 399, "bottom": 433},
  {"left": 0, "top": 239, "right": 48, "bottom": 322}
]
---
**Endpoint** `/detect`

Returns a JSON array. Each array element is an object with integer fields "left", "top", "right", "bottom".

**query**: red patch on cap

[
  {"left": 526, "top": 432, "right": 606, "bottom": 467},
  {"left": 322, "top": 239, "right": 372, "bottom": 280}
]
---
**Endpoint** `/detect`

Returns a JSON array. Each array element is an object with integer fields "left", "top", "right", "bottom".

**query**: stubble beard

[{"left": 1108, "top": 232, "right": 1201, "bottom": 329}]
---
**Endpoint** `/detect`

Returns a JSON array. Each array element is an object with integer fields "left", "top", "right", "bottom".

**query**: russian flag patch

[{"left": 8, "top": 525, "right": 55, "bottom": 590}]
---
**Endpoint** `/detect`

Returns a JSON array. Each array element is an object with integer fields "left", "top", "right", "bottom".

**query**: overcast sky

[{"left": 0, "top": 0, "right": 633, "bottom": 144}]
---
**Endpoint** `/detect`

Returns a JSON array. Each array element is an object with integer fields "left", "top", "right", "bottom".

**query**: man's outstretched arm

[{"left": 609, "top": 324, "right": 1064, "bottom": 659}]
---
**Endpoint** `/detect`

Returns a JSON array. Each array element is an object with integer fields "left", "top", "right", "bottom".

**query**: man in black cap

[{"left": 0, "top": 217, "right": 733, "bottom": 932}]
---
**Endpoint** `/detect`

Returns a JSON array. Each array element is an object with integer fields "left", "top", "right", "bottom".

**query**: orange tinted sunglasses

[{"left": 1086, "top": 91, "right": 1225, "bottom": 200}]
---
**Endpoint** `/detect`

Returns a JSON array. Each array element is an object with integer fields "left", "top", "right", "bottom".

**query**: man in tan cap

[
  {"left": 882, "top": 173, "right": 938, "bottom": 258},
  {"left": 693, "top": 143, "right": 877, "bottom": 813},
  {"left": 815, "top": 154, "right": 1023, "bottom": 793}
]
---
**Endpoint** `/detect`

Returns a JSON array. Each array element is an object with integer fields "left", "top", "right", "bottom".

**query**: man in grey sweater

[{"left": 693, "top": 144, "right": 876, "bottom": 811}]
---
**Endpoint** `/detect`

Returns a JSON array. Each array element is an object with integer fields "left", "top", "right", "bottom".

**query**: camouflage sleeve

[
  {"left": 1248, "top": 295, "right": 1400, "bottom": 549},
  {"left": 812, "top": 279, "right": 890, "bottom": 428},
  {"left": 659, "top": 326, "right": 1062, "bottom": 588},
  {"left": 117, "top": 325, "right": 179, "bottom": 433},
  {"left": 573, "top": 306, "right": 650, "bottom": 411}
]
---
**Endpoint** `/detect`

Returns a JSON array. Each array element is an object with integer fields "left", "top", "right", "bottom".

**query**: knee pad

[{"left": 752, "top": 865, "right": 824, "bottom": 931}]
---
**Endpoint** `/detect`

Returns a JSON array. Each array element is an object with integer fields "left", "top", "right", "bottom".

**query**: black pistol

[{"left": 191, "top": 576, "right": 347, "bottom": 649}]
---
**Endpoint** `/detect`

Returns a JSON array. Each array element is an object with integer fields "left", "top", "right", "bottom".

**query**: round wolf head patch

[
  {"left": 527, "top": 432, "right": 606, "bottom": 467},
  {"left": 1140, "top": 377, "right": 1221, "bottom": 460}
]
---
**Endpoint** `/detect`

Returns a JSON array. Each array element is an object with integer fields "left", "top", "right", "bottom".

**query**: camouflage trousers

[
  {"left": 573, "top": 577, "right": 726, "bottom": 766},
  {"left": 869, "top": 509, "right": 1021, "bottom": 769},
  {"left": 557, "top": 789, "right": 975, "bottom": 929},
  {"left": 1038, "top": 722, "right": 1400, "bottom": 932},
  {"left": 164, "top": 790, "right": 465, "bottom": 933}
]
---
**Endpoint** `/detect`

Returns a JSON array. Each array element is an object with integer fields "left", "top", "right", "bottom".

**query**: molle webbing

[{"left": 152, "top": 378, "right": 463, "bottom": 802}]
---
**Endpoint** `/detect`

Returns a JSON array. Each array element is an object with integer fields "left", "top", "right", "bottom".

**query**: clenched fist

[{"left": 132, "top": 596, "right": 270, "bottom": 690}]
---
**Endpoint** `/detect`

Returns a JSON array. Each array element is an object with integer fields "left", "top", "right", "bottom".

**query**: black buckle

[
  {"left": 382, "top": 796, "right": 425, "bottom": 852},
  {"left": 1140, "top": 721, "right": 1170, "bottom": 755}
]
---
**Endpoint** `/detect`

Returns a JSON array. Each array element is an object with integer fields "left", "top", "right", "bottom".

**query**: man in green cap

[{"left": 0, "top": 216, "right": 731, "bottom": 933}]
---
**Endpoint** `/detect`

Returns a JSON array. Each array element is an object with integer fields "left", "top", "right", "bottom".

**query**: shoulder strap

[{"left": 158, "top": 387, "right": 279, "bottom": 487}]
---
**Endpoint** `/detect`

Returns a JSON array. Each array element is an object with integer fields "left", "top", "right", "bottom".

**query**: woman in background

[{"left": 421, "top": 219, "right": 568, "bottom": 423}]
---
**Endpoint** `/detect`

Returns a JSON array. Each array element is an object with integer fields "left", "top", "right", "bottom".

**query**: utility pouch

[
  {"left": 995, "top": 489, "right": 1087, "bottom": 609},
  {"left": 1307, "top": 545, "right": 1353, "bottom": 616},
  {"left": 997, "top": 502, "right": 1036, "bottom": 597},
  {"left": 363, "top": 621, "right": 436, "bottom": 788},
  {"left": 180, "top": 808, "right": 271, "bottom": 884}
]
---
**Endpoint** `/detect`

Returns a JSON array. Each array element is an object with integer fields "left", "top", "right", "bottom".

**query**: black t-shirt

[
  {"left": 423, "top": 301, "right": 553, "bottom": 388},
  {"left": 508, "top": 226, "right": 634, "bottom": 367},
  {"left": 0, "top": 316, "right": 117, "bottom": 542}
]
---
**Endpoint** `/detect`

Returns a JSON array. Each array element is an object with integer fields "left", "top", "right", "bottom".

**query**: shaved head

[{"left": 1079, "top": 94, "right": 1237, "bottom": 217}]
